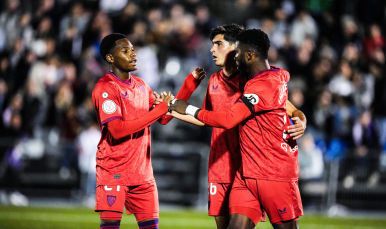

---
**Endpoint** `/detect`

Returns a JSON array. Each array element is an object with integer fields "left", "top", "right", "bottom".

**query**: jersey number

[
  {"left": 104, "top": 185, "right": 120, "bottom": 191},
  {"left": 209, "top": 183, "right": 217, "bottom": 195}
]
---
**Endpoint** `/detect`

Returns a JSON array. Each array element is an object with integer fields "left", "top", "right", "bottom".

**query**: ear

[
  {"left": 106, "top": 54, "right": 114, "bottom": 64},
  {"left": 245, "top": 50, "right": 253, "bottom": 62}
]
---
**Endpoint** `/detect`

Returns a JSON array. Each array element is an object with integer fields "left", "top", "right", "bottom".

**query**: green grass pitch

[{"left": 0, "top": 206, "right": 385, "bottom": 229}]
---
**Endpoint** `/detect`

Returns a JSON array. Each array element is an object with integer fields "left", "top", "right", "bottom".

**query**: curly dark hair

[
  {"left": 209, "top": 24, "right": 245, "bottom": 44},
  {"left": 99, "top": 33, "right": 126, "bottom": 62},
  {"left": 236, "top": 29, "right": 270, "bottom": 59}
]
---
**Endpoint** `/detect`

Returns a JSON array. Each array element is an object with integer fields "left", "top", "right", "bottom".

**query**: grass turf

[{"left": 0, "top": 206, "right": 385, "bottom": 229}]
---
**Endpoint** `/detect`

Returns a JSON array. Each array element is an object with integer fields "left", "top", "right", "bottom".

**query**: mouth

[
  {"left": 213, "top": 55, "right": 217, "bottom": 61},
  {"left": 130, "top": 59, "right": 137, "bottom": 66}
]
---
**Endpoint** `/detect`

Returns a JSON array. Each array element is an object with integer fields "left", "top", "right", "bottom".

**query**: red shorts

[
  {"left": 95, "top": 180, "right": 159, "bottom": 222},
  {"left": 229, "top": 171, "right": 303, "bottom": 225},
  {"left": 208, "top": 182, "right": 232, "bottom": 216}
]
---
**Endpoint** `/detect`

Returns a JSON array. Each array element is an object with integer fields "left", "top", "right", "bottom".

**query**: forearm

[
  {"left": 286, "top": 100, "right": 297, "bottom": 117},
  {"left": 292, "top": 109, "right": 307, "bottom": 125},
  {"left": 108, "top": 102, "right": 168, "bottom": 139},
  {"left": 158, "top": 73, "right": 201, "bottom": 125},
  {"left": 172, "top": 111, "right": 205, "bottom": 126},
  {"left": 196, "top": 103, "right": 251, "bottom": 129}
]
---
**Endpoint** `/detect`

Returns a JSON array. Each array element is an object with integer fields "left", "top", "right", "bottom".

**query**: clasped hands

[{"left": 153, "top": 91, "right": 190, "bottom": 115}]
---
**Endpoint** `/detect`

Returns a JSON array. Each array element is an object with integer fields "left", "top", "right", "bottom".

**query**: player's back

[
  {"left": 239, "top": 67, "right": 299, "bottom": 182},
  {"left": 92, "top": 72, "right": 155, "bottom": 186}
]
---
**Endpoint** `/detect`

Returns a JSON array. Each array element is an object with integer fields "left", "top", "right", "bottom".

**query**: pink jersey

[
  {"left": 92, "top": 72, "right": 156, "bottom": 186},
  {"left": 203, "top": 70, "right": 245, "bottom": 183},
  {"left": 240, "top": 66, "right": 298, "bottom": 182}
]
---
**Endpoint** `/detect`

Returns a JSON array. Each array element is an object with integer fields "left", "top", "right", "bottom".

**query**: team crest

[
  {"left": 139, "top": 85, "right": 146, "bottom": 94},
  {"left": 244, "top": 93, "right": 259, "bottom": 105},
  {"left": 102, "top": 100, "right": 117, "bottom": 114},
  {"left": 107, "top": 195, "right": 116, "bottom": 206}
]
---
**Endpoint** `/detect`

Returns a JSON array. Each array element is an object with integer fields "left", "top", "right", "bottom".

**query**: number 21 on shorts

[{"left": 209, "top": 183, "right": 217, "bottom": 195}]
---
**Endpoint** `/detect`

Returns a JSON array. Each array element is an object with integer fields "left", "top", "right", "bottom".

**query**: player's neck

[
  {"left": 111, "top": 67, "right": 131, "bottom": 80},
  {"left": 250, "top": 59, "right": 270, "bottom": 76},
  {"left": 222, "top": 63, "right": 238, "bottom": 78}
]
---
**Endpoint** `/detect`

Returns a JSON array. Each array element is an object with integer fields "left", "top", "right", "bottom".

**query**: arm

[
  {"left": 108, "top": 101, "right": 169, "bottom": 139},
  {"left": 158, "top": 68, "right": 205, "bottom": 124},
  {"left": 286, "top": 100, "right": 307, "bottom": 140},
  {"left": 169, "top": 99, "right": 251, "bottom": 129},
  {"left": 171, "top": 111, "right": 205, "bottom": 126}
]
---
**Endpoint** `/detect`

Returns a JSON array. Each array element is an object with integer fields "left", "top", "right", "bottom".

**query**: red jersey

[
  {"left": 198, "top": 67, "right": 299, "bottom": 182},
  {"left": 92, "top": 72, "right": 157, "bottom": 186},
  {"left": 203, "top": 70, "right": 244, "bottom": 183}
]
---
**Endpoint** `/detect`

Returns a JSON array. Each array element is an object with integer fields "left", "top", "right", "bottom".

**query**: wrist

[
  {"left": 186, "top": 105, "right": 199, "bottom": 116},
  {"left": 194, "top": 109, "right": 201, "bottom": 119}
]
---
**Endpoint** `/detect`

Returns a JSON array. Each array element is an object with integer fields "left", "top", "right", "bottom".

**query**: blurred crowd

[{"left": 0, "top": 0, "right": 386, "bottom": 205}]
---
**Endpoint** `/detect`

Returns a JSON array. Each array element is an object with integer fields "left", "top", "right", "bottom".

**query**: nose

[{"left": 210, "top": 45, "right": 215, "bottom": 53}]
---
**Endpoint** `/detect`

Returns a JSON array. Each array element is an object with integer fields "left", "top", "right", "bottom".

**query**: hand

[
  {"left": 162, "top": 91, "right": 174, "bottom": 104},
  {"left": 288, "top": 117, "right": 306, "bottom": 140},
  {"left": 153, "top": 91, "right": 163, "bottom": 108},
  {"left": 192, "top": 67, "right": 206, "bottom": 80},
  {"left": 169, "top": 99, "right": 190, "bottom": 114}
]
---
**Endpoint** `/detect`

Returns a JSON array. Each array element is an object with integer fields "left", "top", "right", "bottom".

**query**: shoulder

[
  {"left": 208, "top": 70, "right": 222, "bottom": 83},
  {"left": 246, "top": 77, "right": 275, "bottom": 91},
  {"left": 133, "top": 75, "right": 149, "bottom": 87},
  {"left": 93, "top": 75, "right": 116, "bottom": 96}
]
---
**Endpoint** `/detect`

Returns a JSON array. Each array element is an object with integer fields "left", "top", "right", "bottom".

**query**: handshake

[{"left": 153, "top": 91, "right": 198, "bottom": 117}]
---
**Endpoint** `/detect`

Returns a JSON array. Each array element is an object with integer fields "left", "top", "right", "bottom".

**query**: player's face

[
  {"left": 111, "top": 38, "right": 137, "bottom": 72},
  {"left": 235, "top": 41, "right": 249, "bottom": 78},
  {"left": 210, "top": 34, "right": 236, "bottom": 67}
]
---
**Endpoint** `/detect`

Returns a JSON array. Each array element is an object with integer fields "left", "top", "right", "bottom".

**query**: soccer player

[
  {"left": 170, "top": 29, "right": 304, "bottom": 229},
  {"left": 92, "top": 33, "right": 176, "bottom": 229},
  {"left": 168, "top": 25, "right": 306, "bottom": 229}
]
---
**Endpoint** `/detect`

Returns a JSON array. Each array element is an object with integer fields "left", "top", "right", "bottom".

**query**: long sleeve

[
  {"left": 108, "top": 101, "right": 168, "bottom": 139},
  {"left": 197, "top": 101, "right": 252, "bottom": 129},
  {"left": 158, "top": 73, "right": 202, "bottom": 124}
]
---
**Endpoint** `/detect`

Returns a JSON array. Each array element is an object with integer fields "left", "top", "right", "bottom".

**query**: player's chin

[{"left": 128, "top": 66, "right": 137, "bottom": 71}]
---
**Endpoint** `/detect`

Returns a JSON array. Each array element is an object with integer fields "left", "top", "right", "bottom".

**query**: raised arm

[{"left": 158, "top": 67, "right": 205, "bottom": 125}]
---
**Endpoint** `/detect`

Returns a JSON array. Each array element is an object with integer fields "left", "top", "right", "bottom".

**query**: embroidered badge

[
  {"left": 102, "top": 92, "right": 108, "bottom": 98},
  {"left": 102, "top": 100, "right": 117, "bottom": 114},
  {"left": 107, "top": 195, "right": 116, "bottom": 206}
]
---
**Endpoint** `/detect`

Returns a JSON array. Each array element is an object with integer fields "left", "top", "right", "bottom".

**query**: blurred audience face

[{"left": 289, "top": 89, "right": 304, "bottom": 108}]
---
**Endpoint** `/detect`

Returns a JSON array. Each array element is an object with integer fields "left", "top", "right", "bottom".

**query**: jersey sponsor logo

[
  {"left": 209, "top": 183, "right": 217, "bottom": 195},
  {"left": 121, "top": 91, "right": 129, "bottom": 99},
  {"left": 281, "top": 143, "right": 298, "bottom": 153},
  {"left": 139, "top": 85, "right": 146, "bottom": 94},
  {"left": 102, "top": 100, "right": 117, "bottom": 114},
  {"left": 281, "top": 143, "right": 288, "bottom": 152},
  {"left": 244, "top": 93, "right": 259, "bottom": 105},
  {"left": 102, "top": 92, "right": 108, "bottom": 98},
  {"left": 212, "top": 85, "right": 218, "bottom": 92},
  {"left": 107, "top": 195, "right": 116, "bottom": 206},
  {"left": 278, "top": 207, "right": 287, "bottom": 214}
]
